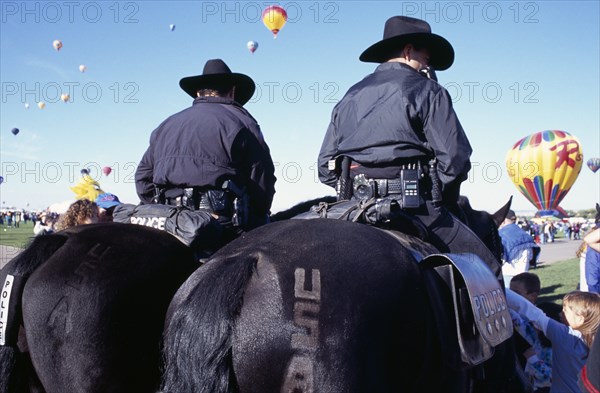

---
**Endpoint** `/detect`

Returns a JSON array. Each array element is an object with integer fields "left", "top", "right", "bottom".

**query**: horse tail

[
  {"left": 0, "top": 233, "right": 68, "bottom": 393},
  {"left": 161, "top": 253, "right": 258, "bottom": 393}
]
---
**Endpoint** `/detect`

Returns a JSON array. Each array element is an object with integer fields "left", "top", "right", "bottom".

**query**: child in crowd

[
  {"left": 506, "top": 289, "right": 600, "bottom": 393},
  {"left": 95, "top": 192, "right": 121, "bottom": 222},
  {"left": 509, "top": 273, "right": 552, "bottom": 392}
]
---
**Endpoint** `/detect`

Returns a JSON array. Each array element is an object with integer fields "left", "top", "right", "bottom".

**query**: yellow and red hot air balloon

[
  {"left": 262, "top": 5, "right": 287, "bottom": 38},
  {"left": 506, "top": 130, "right": 583, "bottom": 216}
]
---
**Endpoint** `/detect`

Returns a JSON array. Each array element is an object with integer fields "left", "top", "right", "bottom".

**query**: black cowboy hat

[
  {"left": 359, "top": 16, "right": 454, "bottom": 70},
  {"left": 179, "top": 59, "right": 256, "bottom": 105}
]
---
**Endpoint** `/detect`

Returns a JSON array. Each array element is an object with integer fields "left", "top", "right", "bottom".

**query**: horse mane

[
  {"left": 270, "top": 195, "right": 337, "bottom": 221},
  {"left": 457, "top": 195, "right": 512, "bottom": 262},
  {"left": 0, "top": 233, "right": 69, "bottom": 393},
  {"left": 161, "top": 251, "right": 259, "bottom": 393}
]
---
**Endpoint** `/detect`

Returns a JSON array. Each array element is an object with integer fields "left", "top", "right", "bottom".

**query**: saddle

[
  {"left": 293, "top": 198, "right": 430, "bottom": 241},
  {"left": 294, "top": 198, "right": 512, "bottom": 368},
  {"left": 113, "top": 203, "right": 224, "bottom": 256}
]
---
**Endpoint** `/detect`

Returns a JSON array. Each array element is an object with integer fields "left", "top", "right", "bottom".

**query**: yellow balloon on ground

[
  {"left": 262, "top": 5, "right": 287, "bottom": 38},
  {"left": 505, "top": 130, "right": 583, "bottom": 214}
]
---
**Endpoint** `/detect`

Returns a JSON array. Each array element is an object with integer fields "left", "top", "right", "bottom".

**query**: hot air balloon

[
  {"left": 169, "top": 24, "right": 176, "bottom": 31},
  {"left": 53, "top": 40, "right": 62, "bottom": 51},
  {"left": 588, "top": 157, "right": 600, "bottom": 173},
  {"left": 102, "top": 166, "right": 112, "bottom": 176},
  {"left": 262, "top": 5, "right": 287, "bottom": 38},
  {"left": 0, "top": 176, "right": 3, "bottom": 185},
  {"left": 60, "top": 93, "right": 70, "bottom": 102},
  {"left": 247, "top": 40, "right": 259, "bottom": 54},
  {"left": 24, "top": 103, "right": 30, "bottom": 109},
  {"left": 506, "top": 130, "right": 583, "bottom": 216},
  {"left": 37, "top": 102, "right": 46, "bottom": 109},
  {"left": 11, "top": 128, "right": 19, "bottom": 136},
  {"left": 79, "top": 64, "right": 87, "bottom": 72}
]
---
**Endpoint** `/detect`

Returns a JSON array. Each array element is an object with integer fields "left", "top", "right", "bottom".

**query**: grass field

[
  {"left": 0, "top": 222, "right": 582, "bottom": 304},
  {"left": 534, "top": 259, "right": 580, "bottom": 304},
  {"left": 0, "top": 221, "right": 36, "bottom": 249}
]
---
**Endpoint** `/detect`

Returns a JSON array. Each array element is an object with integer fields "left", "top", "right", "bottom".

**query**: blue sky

[{"left": 1, "top": 0, "right": 599, "bottom": 213}]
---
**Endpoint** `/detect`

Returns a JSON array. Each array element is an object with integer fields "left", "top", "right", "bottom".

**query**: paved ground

[
  {"left": 1, "top": 236, "right": 584, "bottom": 270},
  {"left": 536, "top": 237, "right": 583, "bottom": 265}
]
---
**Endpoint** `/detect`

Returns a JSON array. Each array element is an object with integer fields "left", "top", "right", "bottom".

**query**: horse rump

[
  {"left": 7, "top": 223, "right": 197, "bottom": 393},
  {"left": 162, "top": 219, "right": 440, "bottom": 392},
  {"left": 0, "top": 233, "right": 69, "bottom": 393}
]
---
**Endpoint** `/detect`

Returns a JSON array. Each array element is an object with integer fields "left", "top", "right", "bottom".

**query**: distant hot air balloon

[
  {"left": 102, "top": 166, "right": 112, "bottom": 176},
  {"left": 24, "top": 103, "right": 30, "bottom": 109},
  {"left": 79, "top": 64, "right": 87, "bottom": 72},
  {"left": 11, "top": 128, "right": 19, "bottom": 136},
  {"left": 60, "top": 93, "right": 70, "bottom": 102},
  {"left": 588, "top": 157, "right": 600, "bottom": 173},
  {"left": 247, "top": 40, "right": 259, "bottom": 54},
  {"left": 0, "top": 176, "right": 3, "bottom": 185},
  {"left": 262, "top": 5, "right": 287, "bottom": 38},
  {"left": 52, "top": 40, "right": 62, "bottom": 51},
  {"left": 37, "top": 102, "right": 46, "bottom": 109},
  {"left": 169, "top": 24, "right": 176, "bottom": 31},
  {"left": 506, "top": 130, "right": 583, "bottom": 216}
]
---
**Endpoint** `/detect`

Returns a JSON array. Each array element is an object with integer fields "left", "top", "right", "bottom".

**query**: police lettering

[
  {"left": 0, "top": 275, "right": 15, "bottom": 345},
  {"left": 473, "top": 288, "right": 506, "bottom": 321},
  {"left": 130, "top": 216, "right": 166, "bottom": 230}
]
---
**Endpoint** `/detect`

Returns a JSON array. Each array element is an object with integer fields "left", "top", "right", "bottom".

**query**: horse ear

[{"left": 491, "top": 196, "right": 513, "bottom": 228}]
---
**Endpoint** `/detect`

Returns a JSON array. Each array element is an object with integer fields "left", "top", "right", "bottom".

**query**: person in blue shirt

[
  {"left": 507, "top": 289, "right": 600, "bottom": 393},
  {"left": 499, "top": 210, "right": 541, "bottom": 286},
  {"left": 584, "top": 205, "right": 600, "bottom": 294}
]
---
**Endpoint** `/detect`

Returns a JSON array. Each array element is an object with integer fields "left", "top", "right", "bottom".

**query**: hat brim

[
  {"left": 98, "top": 200, "right": 120, "bottom": 209},
  {"left": 179, "top": 73, "right": 256, "bottom": 106},
  {"left": 359, "top": 32, "right": 454, "bottom": 70}
]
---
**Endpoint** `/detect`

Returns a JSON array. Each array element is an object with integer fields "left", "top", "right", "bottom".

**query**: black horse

[
  {"left": 161, "top": 197, "right": 525, "bottom": 392},
  {"left": 0, "top": 197, "right": 521, "bottom": 392},
  {"left": 0, "top": 223, "right": 198, "bottom": 393}
]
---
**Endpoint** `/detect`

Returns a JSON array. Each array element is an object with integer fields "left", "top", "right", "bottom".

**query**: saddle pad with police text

[
  {"left": 113, "top": 203, "right": 222, "bottom": 249},
  {"left": 423, "top": 253, "right": 513, "bottom": 348}
]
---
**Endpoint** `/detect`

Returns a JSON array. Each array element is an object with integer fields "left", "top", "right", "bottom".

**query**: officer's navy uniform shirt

[{"left": 135, "top": 96, "right": 276, "bottom": 216}]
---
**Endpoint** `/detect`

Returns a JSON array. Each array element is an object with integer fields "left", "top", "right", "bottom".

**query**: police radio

[{"left": 400, "top": 166, "right": 421, "bottom": 208}]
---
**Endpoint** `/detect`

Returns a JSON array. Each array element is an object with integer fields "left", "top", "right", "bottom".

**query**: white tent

[{"left": 47, "top": 200, "right": 74, "bottom": 214}]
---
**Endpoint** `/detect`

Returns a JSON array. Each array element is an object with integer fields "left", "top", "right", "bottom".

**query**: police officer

[
  {"left": 318, "top": 16, "right": 502, "bottom": 278},
  {"left": 135, "top": 59, "right": 276, "bottom": 233}
]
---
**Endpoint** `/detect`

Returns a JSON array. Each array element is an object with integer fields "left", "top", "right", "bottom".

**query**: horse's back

[
  {"left": 164, "top": 219, "right": 437, "bottom": 392},
  {"left": 22, "top": 223, "right": 198, "bottom": 393}
]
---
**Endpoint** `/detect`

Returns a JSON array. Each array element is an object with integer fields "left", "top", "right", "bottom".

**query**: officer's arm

[
  {"left": 423, "top": 89, "right": 472, "bottom": 200},
  {"left": 135, "top": 147, "right": 155, "bottom": 204},
  {"left": 317, "top": 112, "right": 339, "bottom": 188},
  {"left": 233, "top": 128, "right": 276, "bottom": 214}
]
